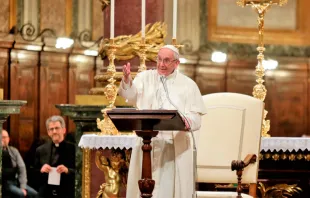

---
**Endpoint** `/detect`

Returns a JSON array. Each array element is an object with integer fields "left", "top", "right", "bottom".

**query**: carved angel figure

[{"left": 95, "top": 149, "right": 129, "bottom": 198}]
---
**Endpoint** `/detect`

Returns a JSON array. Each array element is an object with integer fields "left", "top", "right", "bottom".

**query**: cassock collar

[
  {"left": 52, "top": 140, "right": 64, "bottom": 148},
  {"left": 158, "top": 69, "right": 178, "bottom": 81}
]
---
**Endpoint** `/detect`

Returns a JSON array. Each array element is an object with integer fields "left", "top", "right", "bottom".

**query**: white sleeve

[{"left": 184, "top": 112, "right": 201, "bottom": 131}]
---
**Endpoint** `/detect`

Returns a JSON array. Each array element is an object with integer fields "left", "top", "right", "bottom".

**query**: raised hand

[{"left": 123, "top": 62, "right": 131, "bottom": 84}]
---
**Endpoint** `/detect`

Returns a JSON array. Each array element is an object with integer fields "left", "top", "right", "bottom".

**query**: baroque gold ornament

[
  {"left": 97, "top": 39, "right": 119, "bottom": 135},
  {"left": 91, "top": 22, "right": 167, "bottom": 95},
  {"left": 95, "top": 150, "right": 129, "bottom": 198},
  {"left": 135, "top": 37, "right": 150, "bottom": 72},
  {"left": 99, "top": 22, "right": 167, "bottom": 62},
  {"left": 96, "top": 108, "right": 119, "bottom": 136},
  {"left": 258, "top": 182, "right": 302, "bottom": 198},
  {"left": 237, "top": 0, "right": 288, "bottom": 137}
]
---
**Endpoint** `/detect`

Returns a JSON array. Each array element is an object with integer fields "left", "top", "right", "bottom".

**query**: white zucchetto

[{"left": 160, "top": 45, "right": 179, "bottom": 56}]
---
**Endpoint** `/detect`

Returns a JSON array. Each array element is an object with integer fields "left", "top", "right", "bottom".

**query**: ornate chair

[{"left": 196, "top": 93, "right": 264, "bottom": 198}]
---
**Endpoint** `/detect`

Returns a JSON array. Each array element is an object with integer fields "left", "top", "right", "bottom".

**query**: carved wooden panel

[
  {"left": 69, "top": 55, "right": 95, "bottom": 95},
  {"left": 10, "top": 49, "right": 39, "bottom": 156},
  {"left": 0, "top": 48, "right": 9, "bottom": 99},
  {"left": 179, "top": 64, "right": 196, "bottom": 80},
  {"left": 40, "top": 52, "right": 69, "bottom": 136},
  {"left": 226, "top": 60, "right": 257, "bottom": 96},
  {"left": 68, "top": 54, "right": 96, "bottom": 133},
  {"left": 265, "top": 60, "right": 308, "bottom": 137},
  {"left": 195, "top": 63, "right": 226, "bottom": 95}
]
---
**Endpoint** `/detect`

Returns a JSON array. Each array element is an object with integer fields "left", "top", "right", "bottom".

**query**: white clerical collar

[{"left": 158, "top": 69, "right": 178, "bottom": 81}]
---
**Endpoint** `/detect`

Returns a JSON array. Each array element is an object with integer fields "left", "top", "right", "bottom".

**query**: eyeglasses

[
  {"left": 48, "top": 127, "right": 62, "bottom": 132},
  {"left": 156, "top": 57, "right": 177, "bottom": 65}
]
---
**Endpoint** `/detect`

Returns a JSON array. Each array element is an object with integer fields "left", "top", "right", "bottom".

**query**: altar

[
  {"left": 258, "top": 137, "right": 310, "bottom": 197},
  {"left": 79, "top": 135, "right": 310, "bottom": 198},
  {"left": 78, "top": 134, "right": 137, "bottom": 198}
]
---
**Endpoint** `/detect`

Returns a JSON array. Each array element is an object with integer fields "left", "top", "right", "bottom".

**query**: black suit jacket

[{"left": 35, "top": 140, "right": 75, "bottom": 197}]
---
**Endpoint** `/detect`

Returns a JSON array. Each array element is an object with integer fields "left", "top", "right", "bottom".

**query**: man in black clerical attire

[{"left": 35, "top": 116, "right": 75, "bottom": 198}]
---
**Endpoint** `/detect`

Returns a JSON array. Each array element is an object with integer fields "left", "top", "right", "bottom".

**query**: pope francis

[{"left": 118, "top": 45, "right": 207, "bottom": 198}]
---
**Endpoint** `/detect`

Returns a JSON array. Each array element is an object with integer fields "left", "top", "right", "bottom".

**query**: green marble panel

[
  {"left": 0, "top": 100, "right": 26, "bottom": 198},
  {"left": 56, "top": 105, "right": 104, "bottom": 198}
]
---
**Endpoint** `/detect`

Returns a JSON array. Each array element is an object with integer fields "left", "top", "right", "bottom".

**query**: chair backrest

[{"left": 197, "top": 92, "right": 264, "bottom": 184}]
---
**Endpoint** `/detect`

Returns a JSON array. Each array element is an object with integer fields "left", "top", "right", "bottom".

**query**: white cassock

[{"left": 118, "top": 69, "right": 207, "bottom": 198}]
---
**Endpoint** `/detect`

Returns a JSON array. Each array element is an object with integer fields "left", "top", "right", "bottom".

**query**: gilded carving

[
  {"left": 82, "top": 148, "right": 91, "bottom": 198},
  {"left": 96, "top": 39, "right": 119, "bottom": 135},
  {"left": 96, "top": 109, "right": 119, "bottom": 136},
  {"left": 95, "top": 150, "right": 130, "bottom": 198},
  {"left": 260, "top": 152, "right": 310, "bottom": 161},
  {"left": 258, "top": 182, "right": 302, "bottom": 198},
  {"left": 98, "top": 22, "right": 167, "bottom": 62}
]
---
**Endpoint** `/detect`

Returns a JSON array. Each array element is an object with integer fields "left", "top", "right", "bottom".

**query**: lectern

[{"left": 107, "top": 109, "right": 187, "bottom": 198}]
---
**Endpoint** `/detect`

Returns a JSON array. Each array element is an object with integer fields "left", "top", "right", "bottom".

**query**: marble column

[
  {"left": 55, "top": 104, "right": 105, "bottom": 198},
  {"left": 0, "top": 100, "right": 27, "bottom": 198}
]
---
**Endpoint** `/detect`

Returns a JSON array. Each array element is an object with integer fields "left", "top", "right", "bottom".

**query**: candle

[
  {"left": 110, "top": 0, "right": 115, "bottom": 39},
  {"left": 142, "top": 0, "right": 146, "bottom": 38},
  {"left": 173, "top": 0, "right": 177, "bottom": 39}
]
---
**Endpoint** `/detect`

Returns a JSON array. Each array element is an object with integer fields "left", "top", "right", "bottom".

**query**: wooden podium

[{"left": 107, "top": 109, "right": 187, "bottom": 198}]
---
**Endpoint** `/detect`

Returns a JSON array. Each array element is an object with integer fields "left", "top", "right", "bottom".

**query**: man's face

[
  {"left": 2, "top": 130, "right": 10, "bottom": 147},
  {"left": 156, "top": 48, "right": 179, "bottom": 76},
  {"left": 47, "top": 121, "right": 66, "bottom": 144}
]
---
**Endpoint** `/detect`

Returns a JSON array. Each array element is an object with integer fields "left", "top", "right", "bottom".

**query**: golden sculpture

[
  {"left": 258, "top": 182, "right": 302, "bottom": 198},
  {"left": 237, "top": 0, "right": 288, "bottom": 137},
  {"left": 91, "top": 22, "right": 166, "bottom": 96},
  {"left": 95, "top": 150, "right": 129, "bottom": 198},
  {"left": 99, "top": 22, "right": 167, "bottom": 62},
  {"left": 96, "top": 109, "right": 119, "bottom": 136}
]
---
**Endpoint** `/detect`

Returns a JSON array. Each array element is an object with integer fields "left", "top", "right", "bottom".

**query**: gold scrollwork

[
  {"left": 258, "top": 182, "right": 302, "bottom": 198},
  {"left": 96, "top": 108, "right": 119, "bottom": 135},
  {"left": 99, "top": 22, "right": 167, "bottom": 62},
  {"left": 260, "top": 152, "right": 310, "bottom": 161}
]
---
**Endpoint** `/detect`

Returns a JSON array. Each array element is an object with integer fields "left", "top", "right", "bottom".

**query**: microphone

[{"left": 160, "top": 76, "right": 197, "bottom": 198}]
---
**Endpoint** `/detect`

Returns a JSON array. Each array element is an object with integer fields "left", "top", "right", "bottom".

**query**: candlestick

[
  {"left": 172, "top": 0, "right": 177, "bottom": 39},
  {"left": 142, "top": 0, "right": 146, "bottom": 38},
  {"left": 110, "top": 0, "right": 115, "bottom": 39},
  {"left": 237, "top": 0, "right": 288, "bottom": 137},
  {"left": 137, "top": 37, "right": 150, "bottom": 72},
  {"left": 97, "top": 38, "right": 119, "bottom": 135}
]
